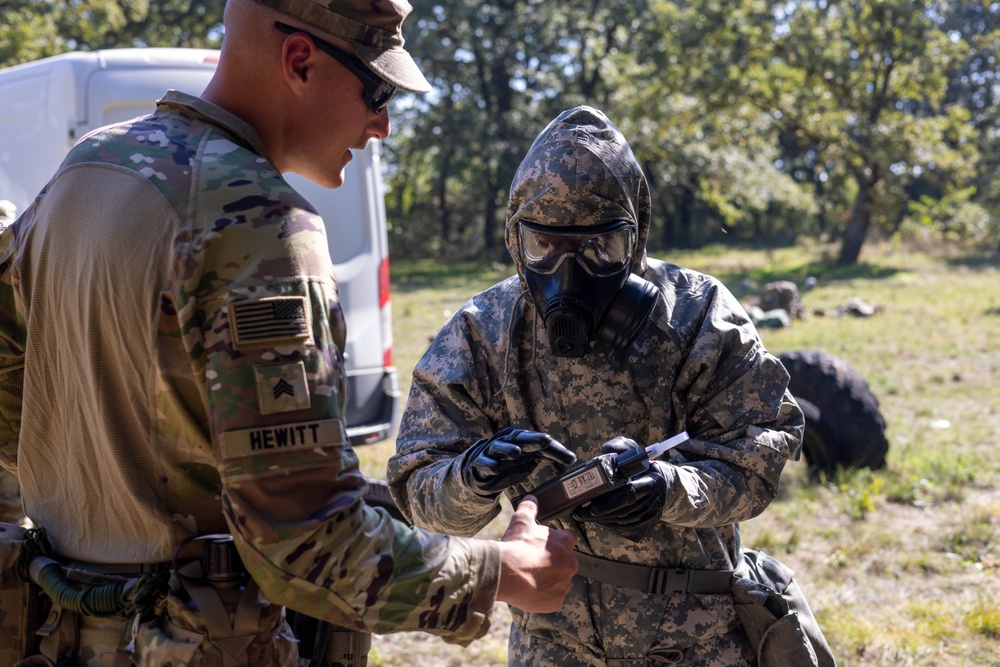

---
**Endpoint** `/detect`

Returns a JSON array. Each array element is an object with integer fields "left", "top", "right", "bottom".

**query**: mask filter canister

[{"left": 595, "top": 273, "right": 659, "bottom": 350}]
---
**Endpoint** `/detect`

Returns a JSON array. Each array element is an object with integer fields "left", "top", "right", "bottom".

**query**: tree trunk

[
  {"left": 814, "top": 178, "right": 828, "bottom": 235},
  {"left": 483, "top": 174, "right": 499, "bottom": 259},
  {"left": 838, "top": 167, "right": 879, "bottom": 265},
  {"left": 676, "top": 185, "right": 696, "bottom": 249},
  {"left": 436, "top": 160, "right": 451, "bottom": 250}
]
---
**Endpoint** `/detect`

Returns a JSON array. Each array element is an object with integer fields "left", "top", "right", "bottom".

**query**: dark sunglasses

[{"left": 275, "top": 21, "right": 397, "bottom": 113}]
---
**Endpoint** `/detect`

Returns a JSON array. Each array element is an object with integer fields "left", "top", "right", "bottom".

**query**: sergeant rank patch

[
  {"left": 229, "top": 296, "right": 312, "bottom": 350},
  {"left": 253, "top": 362, "right": 311, "bottom": 414}
]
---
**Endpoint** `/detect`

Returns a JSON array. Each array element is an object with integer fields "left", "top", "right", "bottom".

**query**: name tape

[{"left": 220, "top": 418, "right": 346, "bottom": 459}]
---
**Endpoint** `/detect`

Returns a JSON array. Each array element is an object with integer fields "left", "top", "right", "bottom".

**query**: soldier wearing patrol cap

[
  {"left": 388, "top": 106, "right": 834, "bottom": 666},
  {"left": 0, "top": 1, "right": 578, "bottom": 665}
]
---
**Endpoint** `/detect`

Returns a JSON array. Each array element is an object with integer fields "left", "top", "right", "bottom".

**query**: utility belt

[
  {"left": 59, "top": 558, "right": 172, "bottom": 576},
  {"left": 0, "top": 524, "right": 370, "bottom": 667},
  {"left": 574, "top": 549, "right": 837, "bottom": 667},
  {"left": 574, "top": 551, "right": 735, "bottom": 595}
]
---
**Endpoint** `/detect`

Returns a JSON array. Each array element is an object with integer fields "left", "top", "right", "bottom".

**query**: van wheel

[
  {"left": 778, "top": 350, "right": 889, "bottom": 476},
  {"left": 363, "top": 476, "right": 408, "bottom": 523}
]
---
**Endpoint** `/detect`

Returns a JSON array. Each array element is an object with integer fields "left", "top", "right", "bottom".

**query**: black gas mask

[{"left": 519, "top": 219, "right": 658, "bottom": 357}]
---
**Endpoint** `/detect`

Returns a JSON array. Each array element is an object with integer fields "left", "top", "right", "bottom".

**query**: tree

[
  {"left": 605, "top": 1, "right": 818, "bottom": 249},
  {"left": 0, "top": 0, "right": 73, "bottom": 65},
  {"left": 0, "top": 0, "right": 224, "bottom": 69},
  {"left": 939, "top": 1, "right": 1000, "bottom": 244},
  {"left": 753, "top": 0, "right": 977, "bottom": 264},
  {"left": 389, "top": 0, "right": 995, "bottom": 261},
  {"left": 386, "top": 0, "right": 540, "bottom": 260},
  {"left": 633, "top": 0, "right": 992, "bottom": 263},
  {"left": 387, "top": 0, "right": 652, "bottom": 260}
]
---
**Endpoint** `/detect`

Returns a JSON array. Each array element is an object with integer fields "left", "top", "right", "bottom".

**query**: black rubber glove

[
  {"left": 572, "top": 437, "right": 668, "bottom": 542},
  {"left": 462, "top": 427, "right": 577, "bottom": 497}
]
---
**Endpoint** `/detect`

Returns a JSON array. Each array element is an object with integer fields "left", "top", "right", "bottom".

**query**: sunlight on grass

[
  {"left": 939, "top": 504, "right": 1000, "bottom": 566},
  {"left": 965, "top": 599, "right": 1000, "bottom": 639}
]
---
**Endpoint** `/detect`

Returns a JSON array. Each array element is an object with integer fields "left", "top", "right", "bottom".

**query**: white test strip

[{"left": 644, "top": 431, "right": 690, "bottom": 459}]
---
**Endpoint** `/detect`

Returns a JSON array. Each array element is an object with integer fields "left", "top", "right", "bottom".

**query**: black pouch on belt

[
  {"left": 0, "top": 522, "right": 46, "bottom": 663},
  {"left": 286, "top": 608, "right": 372, "bottom": 667}
]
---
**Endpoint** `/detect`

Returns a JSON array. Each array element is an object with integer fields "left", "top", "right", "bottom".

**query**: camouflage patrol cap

[{"left": 255, "top": 0, "right": 431, "bottom": 93}]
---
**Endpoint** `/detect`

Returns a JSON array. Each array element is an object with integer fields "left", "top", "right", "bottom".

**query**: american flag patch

[{"left": 229, "top": 296, "right": 312, "bottom": 349}]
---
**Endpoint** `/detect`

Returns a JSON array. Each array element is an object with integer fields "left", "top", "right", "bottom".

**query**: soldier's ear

[{"left": 280, "top": 32, "right": 317, "bottom": 88}]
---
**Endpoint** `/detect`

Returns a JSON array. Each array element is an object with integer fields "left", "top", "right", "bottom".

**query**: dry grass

[{"left": 357, "top": 241, "right": 1000, "bottom": 666}]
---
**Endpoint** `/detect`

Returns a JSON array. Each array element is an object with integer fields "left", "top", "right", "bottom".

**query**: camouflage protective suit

[
  {"left": 387, "top": 106, "right": 804, "bottom": 666},
  {"left": 0, "top": 91, "right": 499, "bottom": 662}
]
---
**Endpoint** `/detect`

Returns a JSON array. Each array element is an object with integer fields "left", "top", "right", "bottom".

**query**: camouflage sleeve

[
  {"left": 182, "top": 179, "right": 499, "bottom": 645},
  {"left": 0, "top": 222, "right": 25, "bottom": 473},
  {"left": 387, "top": 288, "right": 517, "bottom": 536},
  {"left": 656, "top": 272, "right": 803, "bottom": 527}
]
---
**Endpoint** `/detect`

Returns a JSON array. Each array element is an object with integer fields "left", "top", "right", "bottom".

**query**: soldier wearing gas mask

[{"left": 388, "top": 107, "right": 807, "bottom": 665}]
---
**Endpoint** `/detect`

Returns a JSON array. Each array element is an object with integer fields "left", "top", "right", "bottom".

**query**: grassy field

[{"left": 356, "top": 241, "right": 1000, "bottom": 666}]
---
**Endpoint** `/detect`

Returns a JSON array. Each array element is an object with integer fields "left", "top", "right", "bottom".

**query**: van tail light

[{"left": 379, "top": 256, "right": 392, "bottom": 367}]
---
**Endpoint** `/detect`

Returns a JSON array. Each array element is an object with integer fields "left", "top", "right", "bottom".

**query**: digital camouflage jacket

[
  {"left": 0, "top": 91, "right": 498, "bottom": 645},
  {"left": 388, "top": 106, "right": 804, "bottom": 661}
]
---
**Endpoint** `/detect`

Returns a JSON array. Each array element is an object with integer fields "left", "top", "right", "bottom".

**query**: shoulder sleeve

[
  {"left": 177, "top": 145, "right": 500, "bottom": 644},
  {"left": 655, "top": 269, "right": 803, "bottom": 526}
]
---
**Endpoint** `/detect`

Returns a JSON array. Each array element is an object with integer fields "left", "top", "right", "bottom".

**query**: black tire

[
  {"left": 778, "top": 350, "right": 889, "bottom": 476},
  {"left": 363, "top": 475, "right": 408, "bottom": 523}
]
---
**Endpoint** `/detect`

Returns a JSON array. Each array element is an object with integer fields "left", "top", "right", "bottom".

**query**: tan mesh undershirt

[{"left": 18, "top": 164, "right": 178, "bottom": 562}]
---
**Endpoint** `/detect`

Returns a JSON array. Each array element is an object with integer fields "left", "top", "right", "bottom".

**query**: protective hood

[{"left": 505, "top": 106, "right": 651, "bottom": 284}]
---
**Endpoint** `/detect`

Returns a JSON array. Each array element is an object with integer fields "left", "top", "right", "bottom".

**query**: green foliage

[
  {"left": 0, "top": 0, "right": 224, "bottom": 68},
  {"left": 385, "top": 0, "right": 652, "bottom": 261},
  {"left": 966, "top": 598, "right": 1000, "bottom": 638},
  {"left": 1, "top": 1, "right": 995, "bottom": 262},
  {"left": 0, "top": 1, "right": 72, "bottom": 64},
  {"left": 901, "top": 186, "right": 998, "bottom": 244},
  {"left": 386, "top": 0, "right": 998, "bottom": 263}
]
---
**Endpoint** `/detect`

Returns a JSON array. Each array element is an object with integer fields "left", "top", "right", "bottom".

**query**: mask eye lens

[
  {"left": 520, "top": 228, "right": 562, "bottom": 273},
  {"left": 584, "top": 228, "right": 632, "bottom": 274},
  {"left": 579, "top": 237, "right": 606, "bottom": 266}
]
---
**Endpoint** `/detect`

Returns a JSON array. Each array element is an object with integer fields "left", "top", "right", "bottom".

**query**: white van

[{"left": 0, "top": 48, "right": 401, "bottom": 446}]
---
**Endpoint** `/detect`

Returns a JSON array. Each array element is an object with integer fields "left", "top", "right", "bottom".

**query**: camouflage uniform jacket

[
  {"left": 0, "top": 91, "right": 498, "bottom": 645},
  {"left": 388, "top": 106, "right": 803, "bottom": 658}
]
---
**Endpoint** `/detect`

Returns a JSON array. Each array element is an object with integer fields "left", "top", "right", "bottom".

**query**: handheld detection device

[{"left": 514, "top": 431, "right": 690, "bottom": 523}]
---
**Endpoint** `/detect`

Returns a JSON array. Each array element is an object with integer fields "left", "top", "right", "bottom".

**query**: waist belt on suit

[
  {"left": 574, "top": 551, "right": 734, "bottom": 595},
  {"left": 59, "top": 558, "right": 172, "bottom": 576}
]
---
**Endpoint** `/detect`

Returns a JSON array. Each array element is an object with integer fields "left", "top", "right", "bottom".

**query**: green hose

[
  {"left": 17, "top": 526, "right": 168, "bottom": 618},
  {"left": 32, "top": 559, "right": 127, "bottom": 617}
]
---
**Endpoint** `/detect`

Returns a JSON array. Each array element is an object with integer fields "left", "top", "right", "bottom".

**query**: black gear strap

[{"left": 574, "top": 551, "right": 734, "bottom": 595}]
